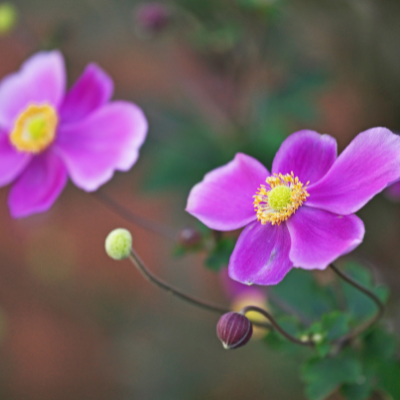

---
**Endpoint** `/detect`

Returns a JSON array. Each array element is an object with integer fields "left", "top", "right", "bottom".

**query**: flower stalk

[
  {"left": 127, "top": 247, "right": 385, "bottom": 348},
  {"left": 106, "top": 219, "right": 384, "bottom": 349},
  {"left": 329, "top": 263, "right": 385, "bottom": 347},
  {"left": 127, "top": 247, "right": 272, "bottom": 329},
  {"left": 239, "top": 305, "right": 315, "bottom": 347},
  {"left": 95, "top": 191, "right": 177, "bottom": 240}
]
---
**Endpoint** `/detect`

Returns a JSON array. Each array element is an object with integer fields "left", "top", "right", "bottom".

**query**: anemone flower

[
  {"left": 0, "top": 51, "right": 147, "bottom": 218},
  {"left": 187, "top": 129, "right": 400, "bottom": 286}
]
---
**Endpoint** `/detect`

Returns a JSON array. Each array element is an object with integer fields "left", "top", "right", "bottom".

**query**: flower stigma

[
  {"left": 10, "top": 104, "right": 58, "bottom": 153},
  {"left": 254, "top": 172, "right": 309, "bottom": 226}
]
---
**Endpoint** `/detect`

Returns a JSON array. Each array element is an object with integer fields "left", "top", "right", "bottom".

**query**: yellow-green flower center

[
  {"left": 10, "top": 104, "right": 58, "bottom": 153},
  {"left": 268, "top": 185, "right": 292, "bottom": 211},
  {"left": 254, "top": 172, "right": 309, "bottom": 226}
]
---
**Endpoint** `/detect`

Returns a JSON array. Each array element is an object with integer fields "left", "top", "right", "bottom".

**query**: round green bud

[
  {"left": 312, "top": 333, "right": 323, "bottom": 344},
  {"left": 105, "top": 228, "right": 132, "bottom": 260},
  {"left": 0, "top": 3, "right": 18, "bottom": 35}
]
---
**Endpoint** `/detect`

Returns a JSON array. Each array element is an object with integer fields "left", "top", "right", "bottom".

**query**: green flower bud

[
  {"left": 0, "top": 3, "right": 17, "bottom": 35},
  {"left": 312, "top": 333, "right": 323, "bottom": 344},
  {"left": 105, "top": 228, "right": 132, "bottom": 260}
]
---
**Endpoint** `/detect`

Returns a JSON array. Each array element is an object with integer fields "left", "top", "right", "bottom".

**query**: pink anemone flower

[
  {"left": 186, "top": 129, "right": 400, "bottom": 286},
  {"left": 0, "top": 51, "right": 147, "bottom": 218}
]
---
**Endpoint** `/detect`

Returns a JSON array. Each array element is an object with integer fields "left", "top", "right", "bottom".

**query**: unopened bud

[
  {"left": 134, "top": 2, "right": 170, "bottom": 32},
  {"left": 0, "top": 3, "right": 17, "bottom": 35},
  {"left": 105, "top": 228, "right": 132, "bottom": 260},
  {"left": 217, "top": 312, "right": 252, "bottom": 350},
  {"left": 312, "top": 333, "right": 323, "bottom": 344},
  {"left": 178, "top": 227, "right": 202, "bottom": 247}
]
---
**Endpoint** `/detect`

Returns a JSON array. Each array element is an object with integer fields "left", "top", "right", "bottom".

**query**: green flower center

[
  {"left": 268, "top": 185, "right": 291, "bottom": 211},
  {"left": 10, "top": 104, "right": 58, "bottom": 153},
  {"left": 27, "top": 117, "right": 47, "bottom": 140}
]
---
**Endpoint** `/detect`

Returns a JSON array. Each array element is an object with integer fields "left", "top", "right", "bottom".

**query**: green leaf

[
  {"left": 302, "top": 354, "right": 362, "bottom": 400},
  {"left": 341, "top": 377, "right": 374, "bottom": 400},
  {"left": 341, "top": 262, "right": 389, "bottom": 321},
  {"left": 363, "top": 327, "right": 397, "bottom": 362},
  {"left": 299, "top": 312, "right": 351, "bottom": 358},
  {"left": 270, "top": 269, "right": 336, "bottom": 322},
  {"left": 314, "top": 341, "right": 331, "bottom": 358},
  {"left": 321, "top": 311, "right": 352, "bottom": 341},
  {"left": 377, "top": 361, "right": 400, "bottom": 399}
]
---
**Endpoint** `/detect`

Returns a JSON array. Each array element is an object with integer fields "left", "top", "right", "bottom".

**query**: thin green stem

[
  {"left": 239, "top": 305, "right": 314, "bottom": 347},
  {"left": 330, "top": 263, "right": 385, "bottom": 346},
  {"left": 128, "top": 248, "right": 272, "bottom": 329},
  {"left": 94, "top": 191, "right": 177, "bottom": 240}
]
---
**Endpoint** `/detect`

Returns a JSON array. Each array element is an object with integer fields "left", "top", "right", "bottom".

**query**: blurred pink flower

[
  {"left": 0, "top": 51, "right": 147, "bottom": 218},
  {"left": 134, "top": 2, "right": 170, "bottom": 32}
]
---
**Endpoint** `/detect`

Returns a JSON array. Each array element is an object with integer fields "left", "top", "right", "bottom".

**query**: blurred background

[{"left": 0, "top": 0, "right": 399, "bottom": 399}]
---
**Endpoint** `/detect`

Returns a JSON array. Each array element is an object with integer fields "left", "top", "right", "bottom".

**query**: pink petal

[
  {"left": 220, "top": 268, "right": 266, "bottom": 300},
  {"left": 286, "top": 206, "right": 365, "bottom": 270},
  {"left": 229, "top": 220, "right": 293, "bottom": 286},
  {"left": 54, "top": 101, "right": 147, "bottom": 191},
  {"left": 0, "top": 132, "right": 32, "bottom": 186},
  {"left": 307, "top": 127, "right": 400, "bottom": 214},
  {"left": 0, "top": 51, "right": 65, "bottom": 130},
  {"left": 8, "top": 151, "right": 68, "bottom": 218},
  {"left": 272, "top": 130, "right": 337, "bottom": 185},
  {"left": 60, "top": 64, "right": 114, "bottom": 124},
  {"left": 186, "top": 153, "right": 269, "bottom": 231}
]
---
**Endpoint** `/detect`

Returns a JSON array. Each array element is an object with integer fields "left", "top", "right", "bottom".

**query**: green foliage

[
  {"left": 261, "top": 262, "right": 398, "bottom": 400},
  {"left": 270, "top": 269, "right": 337, "bottom": 322},
  {"left": 302, "top": 311, "right": 352, "bottom": 357},
  {"left": 302, "top": 353, "right": 363, "bottom": 400},
  {"left": 144, "top": 116, "right": 228, "bottom": 193},
  {"left": 204, "top": 237, "right": 236, "bottom": 271},
  {"left": 144, "top": 73, "right": 325, "bottom": 194},
  {"left": 341, "top": 262, "right": 389, "bottom": 321},
  {"left": 301, "top": 324, "right": 400, "bottom": 400}
]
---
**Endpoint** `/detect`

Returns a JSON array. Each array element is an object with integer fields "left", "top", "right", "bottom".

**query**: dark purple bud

[
  {"left": 134, "top": 3, "right": 170, "bottom": 32},
  {"left": 217, "top": 312, "right": 252, "bottom": 350},
  {"left": 178, "top": 227, "right": 202, "bottom": 247}
]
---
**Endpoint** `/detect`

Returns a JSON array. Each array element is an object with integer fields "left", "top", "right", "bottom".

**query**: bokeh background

[{"left": 0, "top": 0, "right": 399, "bottom": 399}]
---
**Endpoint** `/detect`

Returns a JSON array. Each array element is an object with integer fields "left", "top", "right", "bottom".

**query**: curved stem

[
  {"left": 128, "top": 248, "right": 272, "bottom": 329},
  {"left": 330, "top": 263, "right": 385, "bottom": 345},
  {"left": 94, "top": 191, "right": 177, "bottom": 240},
  {"left": 239, "top": 306, "right": 314, "bottom": 347}
]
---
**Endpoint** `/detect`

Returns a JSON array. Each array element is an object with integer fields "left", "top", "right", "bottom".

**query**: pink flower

[
  {"left": 186, "top": 129, "right": 400, "bottom": 285},
  {"left": 0, "top": 51, "right": 147, "bottom": 218}
]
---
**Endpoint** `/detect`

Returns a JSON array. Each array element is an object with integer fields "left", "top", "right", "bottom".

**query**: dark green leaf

[
  {"left": 376, "top": 361, "right": 400, "bottom": 399},
  {"left": 341, "top": 377, "right": 374, "bottom": 400},
  {"left": 341, "top": 262, "right": 389, "bottom": 321},
  {"left": 321, "top": 311, "right": 352, "bottom": 341},
  {"left": 302, "top": 354, "right": 362, "bottom": 400},
  {"left": 363, "top": 327, "right": 398, "bottom": 362},
  {"left": 270, "top": 269, "right": 336, "bottom": 322}
]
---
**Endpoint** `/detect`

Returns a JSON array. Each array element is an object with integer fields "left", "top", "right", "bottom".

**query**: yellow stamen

[
  {"left": 253, "top": 172, "right": 309, "bottom": 226},
  {"left": 10, "top": 104, "right": 58, "bottom": 153}
]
